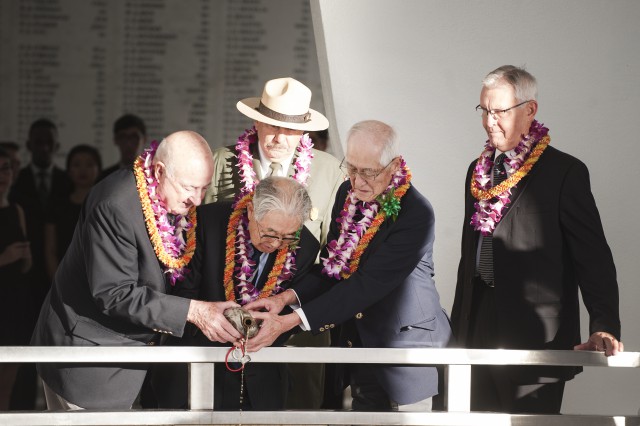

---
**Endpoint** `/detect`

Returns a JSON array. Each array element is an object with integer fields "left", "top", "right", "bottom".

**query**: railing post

[
  {"left": 447, "top": 364, "right": 471, "bottom": 412},
  {"left": 189, "top": 362, "right": 214, "bottom": 410}
]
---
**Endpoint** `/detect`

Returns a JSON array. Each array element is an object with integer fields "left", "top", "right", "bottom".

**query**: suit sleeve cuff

[{"left": 293, "top": 308, "right": 311, "bottom": 331}]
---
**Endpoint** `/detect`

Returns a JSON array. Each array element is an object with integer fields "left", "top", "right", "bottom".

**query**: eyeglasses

[
  {"left": 255, "top": 220, "right": 300, "bottom": 246},
  {"left": 339, "top": 158, "right": 395, "bottom": 181},
  {"left": 476, "top": 100, "right": 532, "bottom": 119}
]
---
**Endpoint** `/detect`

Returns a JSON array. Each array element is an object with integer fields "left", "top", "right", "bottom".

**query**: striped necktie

[{"left": 477, "top": 153, "right": 506, "bottom": 286}]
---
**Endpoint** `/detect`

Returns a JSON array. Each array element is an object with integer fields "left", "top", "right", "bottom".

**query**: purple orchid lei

[
  {"left": 229, "top": 126, "right": 313, "bottom": 301},
  {"left": 471, "top": 120, "right": 549, "bottom": 235},
  {"left": 140, "top": 140, "right": 193, "bottom": 284},
  {"left": 233, "top": 213, "right": 263, "bottom": 304},
  {"left": 321, "top": 157, "right": 409, "bottom": 280}
]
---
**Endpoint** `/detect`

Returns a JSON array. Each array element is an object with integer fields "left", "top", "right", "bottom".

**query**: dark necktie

[
  {"left": 37, "top": 170, "right": 48, "bottom": 206},
  {"left": 477, "top": 153, "right": 506, "bottom": 286},
  {"left": 250, "top": 246, "right": 264, "bottom": 287}
]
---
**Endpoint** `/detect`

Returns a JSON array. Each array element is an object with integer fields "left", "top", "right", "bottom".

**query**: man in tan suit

[
  {"left": 205, "top": 77, "right": 343, "bottom": 248},
  {"left": 204, "top": 77, "right": 344, "bottom": 409}
]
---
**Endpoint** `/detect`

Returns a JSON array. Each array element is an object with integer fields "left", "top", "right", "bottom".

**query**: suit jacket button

[
  {"left": 147, "top": 341, "right": 155, "bottom": 346},
  {"left": 346, "top": 340, "right": 353, "bottom": 348},
  {"left": 319, "top": 327, "right": 325, "bottom": 332},
  {"left": 330, "top": 324, "right": 335, "bottom": 328},
  {"left": 355, "top": 312, "right": 363, "bottom": 319}
]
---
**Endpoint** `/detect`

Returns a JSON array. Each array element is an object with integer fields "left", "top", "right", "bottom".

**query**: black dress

[{"left": 0, "top": 204, "right": 30, "bottom": 345}]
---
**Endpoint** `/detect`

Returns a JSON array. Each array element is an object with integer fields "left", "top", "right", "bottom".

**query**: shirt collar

[
  {"left": 30, "top": 162, "right": 54, "bottom": 176},
  {"left": 257, "top": 143, "right": 295, "bottom": 178}
]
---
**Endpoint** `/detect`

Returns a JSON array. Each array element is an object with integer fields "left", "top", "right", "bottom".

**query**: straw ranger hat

[{"left": 236, "top": 77, "right": 329, "bottom": 131}]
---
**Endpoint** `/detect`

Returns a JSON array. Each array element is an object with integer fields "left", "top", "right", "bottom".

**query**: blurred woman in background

[{"left": 0, "top": 147, "right": 32, "bottom": 410}]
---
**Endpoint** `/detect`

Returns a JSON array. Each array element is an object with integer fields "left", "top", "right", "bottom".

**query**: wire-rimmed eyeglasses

[
  {"left": 255, "top": 220, "right": 300, "bottom": 246},
  {"left": 339, "top": 158, "right": 395, "bottom": 181},
  {"left": 476, "top": 100, "right": 532, "bottom": 120}
]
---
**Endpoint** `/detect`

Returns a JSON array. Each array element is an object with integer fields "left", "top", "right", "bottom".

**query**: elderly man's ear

[{"left": 525, "top": 100, "right": 538, "bottom": 118}]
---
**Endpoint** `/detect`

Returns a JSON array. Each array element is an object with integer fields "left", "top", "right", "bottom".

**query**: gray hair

[
  {"left": 346, "top": 120, "right": 399, "bottom": 166},
  {"left": 482, "top": 65, "right": 538, "bottom": 102},
  {"left": 253, "top": 176, "right": 312, "bottom": 226}
]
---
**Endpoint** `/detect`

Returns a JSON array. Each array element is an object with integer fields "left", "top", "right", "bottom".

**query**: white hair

[
  {"left": 482, "top": 65, "right": 538, "bottom": 102},
  {"left": 346, "top": 120, "right": 399, "bottom": 166},
  {"left": 253, "top": 176, "right": 312, "bottom": 225}
]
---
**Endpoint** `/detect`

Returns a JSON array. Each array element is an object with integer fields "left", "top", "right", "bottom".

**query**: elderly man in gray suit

[
  {"left": 246, "top": 120, "right": 452, "bottom": 412},
  {"left": 31, "top": 131, "right": 243, "bottom": 410},
  {"left": 205, "top": 77, "right": 345, "bottom": 409}
]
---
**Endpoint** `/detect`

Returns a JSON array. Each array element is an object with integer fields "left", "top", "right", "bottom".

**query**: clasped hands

[{"left": 187, "top": 289, "right": 299, "bottom": 352}]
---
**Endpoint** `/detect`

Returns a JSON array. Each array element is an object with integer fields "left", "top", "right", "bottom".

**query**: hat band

[{"left": 257, "top": 101, "right": 311, "bottom": 124}]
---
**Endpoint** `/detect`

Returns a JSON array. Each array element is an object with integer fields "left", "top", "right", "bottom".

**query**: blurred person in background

[
  {"left": 0, "top": 147, "right": 32, "bottom": 410},
  {"left": 0, "top": 142, "right": 22, "bottom": 186},
  {"left": 9, "top": 118, "right": 71, "bottom": 410},
  {"left": 99, "top": 113, "right": 147, "bottom": 181},
  {"left": 44, "top": 145, "right": 102, "bottom": 281}
]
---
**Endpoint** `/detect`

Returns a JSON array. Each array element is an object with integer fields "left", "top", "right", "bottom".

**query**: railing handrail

[
  {"left": 3, "top": 346, "right": 639, "bottom": 368},
  {"left": 1, "top": 346, "right": 638, "bottom": 426}
]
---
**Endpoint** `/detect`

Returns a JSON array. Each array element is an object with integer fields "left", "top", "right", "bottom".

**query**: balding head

[{"left": 153, "top": 130, "right": 214, "bottom": 215}]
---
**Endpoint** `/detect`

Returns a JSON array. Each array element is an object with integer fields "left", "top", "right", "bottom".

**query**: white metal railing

[{"left": 0, "top": 346, "right": 639, "bottom": 425}]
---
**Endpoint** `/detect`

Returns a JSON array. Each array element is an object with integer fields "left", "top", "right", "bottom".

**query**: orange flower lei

[
  {"left": 342, "top": 169, "right": 412, "bottom": 280},
  {"left": 133, "top": 154, "right": 197, "bottom": 282},
  {"left": 471, "top": 135, "right": 550, "bottom": 201},
  {"left": 223, "top": 193, "right": 294, "bottom": 304}
]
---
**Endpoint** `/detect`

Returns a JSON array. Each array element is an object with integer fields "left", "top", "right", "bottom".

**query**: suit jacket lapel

[
  {"left": 287, "top": 152, "right": 298, "bottom": 178},
  {"left": 250, "top": 142, "right": 262, "bottom": 178},
  {"left": 495, "top": 148, "right": 547, "bottom": 227},
  {"left": 358, "top": 207, "right": 394, "bottom": 265}
]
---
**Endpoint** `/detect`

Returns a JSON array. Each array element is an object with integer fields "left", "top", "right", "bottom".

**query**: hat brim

[{"left": 237, "top": 98, "right": 329, "bottom": 131}]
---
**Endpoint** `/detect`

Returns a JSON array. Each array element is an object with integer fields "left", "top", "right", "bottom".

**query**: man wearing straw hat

[{"left": 204, "top": 77, "right": 344, "bottom": 408}]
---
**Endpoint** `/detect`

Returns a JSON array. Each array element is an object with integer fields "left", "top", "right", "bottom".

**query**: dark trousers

[
  {"left": 471, "top": 365, "right": 564, "bottom": 413},
  {"left": 349, "top": 364, "right": 392, "bottom": 411},
  {"left": 152, "top": 361, "right": 287, "bottom": 411},
  {"left": 468, "top": 277, "right": 565, "bottom": 414}
]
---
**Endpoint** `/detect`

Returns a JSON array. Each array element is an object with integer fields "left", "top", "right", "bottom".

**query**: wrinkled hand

[
  {"left": 574, "top": 331, "right": 624, "bottom": 356},
  {"left": 187, "top": 300, "right": 243, "bottom": 344},
  {"left": 246, "top": 311, "right": 301, "bottom": 352},
  {"left": 244, "top": 289, "right": 295, "bottom": 315},
  {"left": 0, "top": 241, "right": 30, "bottom": 265}
]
